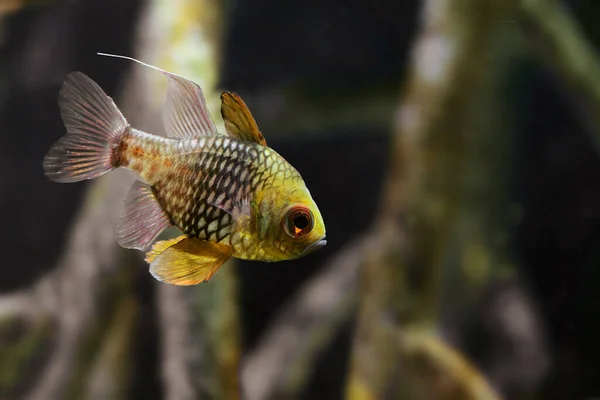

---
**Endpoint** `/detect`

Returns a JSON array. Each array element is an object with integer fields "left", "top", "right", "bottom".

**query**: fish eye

[{"left": 284, "top": 206, "right": 314, "bottom": 238}]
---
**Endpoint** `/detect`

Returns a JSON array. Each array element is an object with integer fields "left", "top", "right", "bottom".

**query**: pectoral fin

[
  {"left": 117, "top": 180, "right": 171, "bottom": 251},
  {"left": 145, "top": 236, "right": 233, "bottom": 285}
]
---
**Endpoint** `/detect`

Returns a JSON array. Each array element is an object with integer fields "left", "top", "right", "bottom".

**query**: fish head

[{"left": 257, "top": 180, "right": 326, "bottom": 261}]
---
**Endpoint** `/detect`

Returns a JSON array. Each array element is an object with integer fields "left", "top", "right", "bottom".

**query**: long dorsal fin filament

[{"left": 97, "top": 52, "right": 218, "bottom": 139}]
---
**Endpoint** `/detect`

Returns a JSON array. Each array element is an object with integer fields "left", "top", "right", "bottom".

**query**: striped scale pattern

[{"left": 118, "top": 129, "right": 302, "bottom": 257}]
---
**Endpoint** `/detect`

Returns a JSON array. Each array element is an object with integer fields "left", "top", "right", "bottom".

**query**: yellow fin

[
  {"left": 220, "top": 91, "right": 267, "bottom": 145},
  {"left": 145, "top": 236, "right": 233, "bottom": 285},
  {"left": 145, "top": 236, "right": 187, "bottom": 263}
]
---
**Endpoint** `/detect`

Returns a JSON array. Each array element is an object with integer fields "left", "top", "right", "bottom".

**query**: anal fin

[
  {"left": 146, "top": 236, "right": 233, "bottom": 285},
  {"left": 117, "top": 180, "right": 171, "bottom": 251}
]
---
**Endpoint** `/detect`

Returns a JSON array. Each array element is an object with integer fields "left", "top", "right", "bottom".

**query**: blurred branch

[
  {"left": 445, "top": 26, "right": 551, "bottom": 396},
  {"left": 459, "top": 279, "right": 549, "bottom": 396},
  {"left": 517, "top": 0, "right": 600, "bottom": 132},
  {"left": 0, "top": 171, "right": 135, "bottom": 400},
  {"left": 396, "top": 331, "right": 501, "bottom": 399},
  {"left": 0, "top": 0, "right": 50, "bottom": 17},
  {"left": 0, "top": 293, "right": 34, "bottom": 319},
  {"left": 241, "top": 237, "right": 368, "bottom": 400},
  {"left": 0, "top": 1, "right": 22, "bottom": 16},
  {"left": 0, "top": 314, "right": 53, "bottom": 397},
  {"left": 84, "top": 291, "right": 137, "bottom": 399},
  {"left": 346, "top": 0, "right": 506, "bottom": 398},
  {"left": 133, "top": 1, "right": 242, "bottom": 399},
  {"left": 26, "top": 175, "right": 133, "bottom": 400}
]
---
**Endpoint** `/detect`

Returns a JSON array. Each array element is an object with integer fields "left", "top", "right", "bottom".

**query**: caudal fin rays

[{"left": 43, "top": 72, "right": 128, "bottom": 183}]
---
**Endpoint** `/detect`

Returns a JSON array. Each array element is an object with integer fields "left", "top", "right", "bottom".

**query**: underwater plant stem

[
  {"left": 346, "top": 0, "right": 506, "bottom": 398},
  {"left": 24, "top": 175, "right": 135, "bottom": 400},
  {"left": 517, "top": 0, "right": 600, "bottom": 140},
  {"left": 137, "top": 0, "right": 242, "bottom": 398},
  {"left": 241, "top": 237, "right": 367, "bottom": 400}
]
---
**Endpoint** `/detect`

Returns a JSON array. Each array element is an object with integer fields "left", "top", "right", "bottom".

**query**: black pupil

[{"left": 293, "top": 214, "right": 309, "bottom": 230}]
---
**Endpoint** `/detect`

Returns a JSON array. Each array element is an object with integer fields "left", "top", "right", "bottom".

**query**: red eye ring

[{"left": 284, "top": 206, "right": 314, "bottom": 238}]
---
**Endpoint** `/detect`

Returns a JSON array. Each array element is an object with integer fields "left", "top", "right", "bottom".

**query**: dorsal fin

[
  {"left": 162, "top": 73, "right": 218, "bottom": 138},
  {"left": 220, "top": 91, "right": 266, "bottom": 145},
  {"left": 97, "top": 52, "right": 218, "bottom": 138}
]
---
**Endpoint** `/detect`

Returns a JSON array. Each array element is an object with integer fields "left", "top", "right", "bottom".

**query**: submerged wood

[{"left": 346, "top": 0, "right": 506, "bottom": 398}]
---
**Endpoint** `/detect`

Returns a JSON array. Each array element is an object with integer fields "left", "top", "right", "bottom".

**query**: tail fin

[{"left": 43, "top": 72, "right": 128, "bottom": 183}]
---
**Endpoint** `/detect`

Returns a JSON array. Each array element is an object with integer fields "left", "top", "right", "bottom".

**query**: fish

[{"left": 42, "top": 54, "right": 326, "bottom": 286}]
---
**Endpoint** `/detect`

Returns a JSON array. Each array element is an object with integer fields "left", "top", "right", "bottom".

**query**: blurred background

[{"left": 2, "top": 0, "right": 600, "bottom": 399}]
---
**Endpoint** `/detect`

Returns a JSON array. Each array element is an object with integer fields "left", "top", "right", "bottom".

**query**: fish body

[
  {"left": 43, "top": 56, "right": 326, "bottom": 285},
  {"left": 119, "top": 130, "right": 307, "bottom": 261}
]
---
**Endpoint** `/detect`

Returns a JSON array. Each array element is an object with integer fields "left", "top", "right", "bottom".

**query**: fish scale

[{"left": 119, "top": 129, "right": 301, "bottom": 257}]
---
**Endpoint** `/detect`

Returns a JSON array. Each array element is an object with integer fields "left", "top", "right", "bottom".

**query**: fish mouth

[{"left": 302, "top": 236, "right": 327, "bottom": 255}]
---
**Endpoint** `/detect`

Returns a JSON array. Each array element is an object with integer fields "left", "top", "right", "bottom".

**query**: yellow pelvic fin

[
  {"left": 220, "top": 91, "right": 267, "bottom": 145},
  {"left": 145, "top": 236, "right": 233, "bottom": 286}
]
